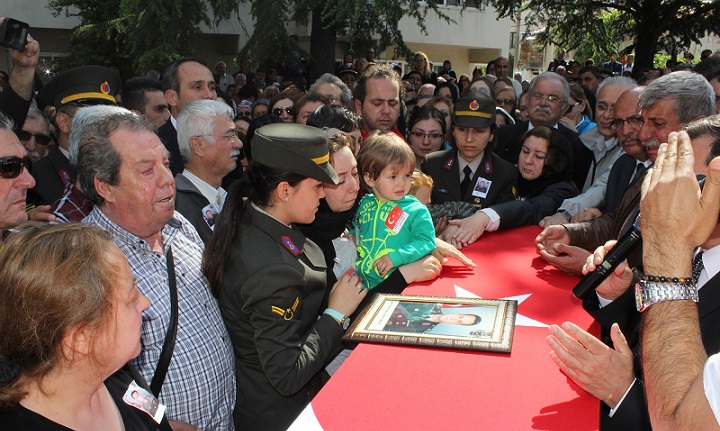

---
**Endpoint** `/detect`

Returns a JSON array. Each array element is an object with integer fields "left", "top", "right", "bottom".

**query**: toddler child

[{"left": 354, "top": 132, "right": 436, "bottom": 289}]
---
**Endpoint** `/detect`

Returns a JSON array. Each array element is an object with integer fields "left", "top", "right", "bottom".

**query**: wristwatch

[
  {"left": 324, "top": 308, "right": 351, "bottom": 330},
  {"left": 560, "top": 210, "right": 573, "bottom": 221},
  {"left": 635, "top": 280, "right": 699, "bottom": 312}
]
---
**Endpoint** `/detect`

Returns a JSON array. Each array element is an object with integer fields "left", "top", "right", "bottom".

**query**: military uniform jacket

[
  {"left": 27, "top": 146, "right": 76, "bottom": 207},
  {"left": 421, "top": 149, "right": 517, "bottom": 209},
  {"left": 218, "top": 205, "right": 344, "bottom": 431}
]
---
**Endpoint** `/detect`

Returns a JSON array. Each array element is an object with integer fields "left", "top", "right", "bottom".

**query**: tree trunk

[
  {"left": 633, "top": 22, "right": 661, "bottom": 79},
  {"left": 307, "top": 6, "right": 338, "bottom": 85}
]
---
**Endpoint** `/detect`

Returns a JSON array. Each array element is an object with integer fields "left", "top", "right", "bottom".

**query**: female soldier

[
  {"left": 445, "top": 126, "right": 578, "bottom": 245},
  {"left": 203, "top": 124, "right": 366, "bottom": 431}
]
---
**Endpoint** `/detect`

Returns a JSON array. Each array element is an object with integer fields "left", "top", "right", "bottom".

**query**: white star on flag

[{"left": 453, "top": 285, "right": 548, "bottom": 328}]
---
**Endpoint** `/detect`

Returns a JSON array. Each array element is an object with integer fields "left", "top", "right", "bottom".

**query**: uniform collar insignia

[
  {"left": 281, "top": 235, "right": 301, "bottom": 256},
  {"left": 444, "top": 157, "right": 456, "bottom": 171}
]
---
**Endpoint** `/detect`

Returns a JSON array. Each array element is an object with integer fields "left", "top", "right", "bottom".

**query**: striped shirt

[{"left": 84, "top": 207, "right": 236, "bottom": 430}]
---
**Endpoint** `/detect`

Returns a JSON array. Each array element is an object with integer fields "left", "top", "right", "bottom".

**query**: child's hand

[
  {"left": 345, "top": 233, "right": 356, "bottom": 244},
  {"left": 372, "top": 254, "right": 394, "bottom": 277}
]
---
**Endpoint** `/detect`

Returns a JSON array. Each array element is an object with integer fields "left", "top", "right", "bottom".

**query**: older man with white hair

[{"left": 175, "top": 99, "right": 242, "bottom": 243}]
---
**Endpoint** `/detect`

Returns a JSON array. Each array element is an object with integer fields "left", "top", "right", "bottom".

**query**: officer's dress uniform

[
  {"left": 422, "top": 149, "right": 517, "bottom": 208},
  {"left": 218, "top": 204, "right": 345, "bottom": 431}
]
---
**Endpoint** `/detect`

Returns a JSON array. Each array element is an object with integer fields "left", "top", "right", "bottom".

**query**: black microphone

[{"left": 572, "top": 221, "right": 643, "bottom": 300}]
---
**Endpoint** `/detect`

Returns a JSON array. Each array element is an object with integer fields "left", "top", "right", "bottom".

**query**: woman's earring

[{"left": 284, "top": 197, "right": 289, "bottom": 202}]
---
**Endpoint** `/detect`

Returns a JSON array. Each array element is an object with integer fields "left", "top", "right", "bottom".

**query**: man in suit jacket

[
  {"left": 29, "top": 66, "right": 121, "bottom": 207},
  {"left": 422, "top": 91, "right": 517, "bottom": 210},
  {"left": 540, "top": 81, "right": 638, "bottom": 226},
  {"left": 536, "top": 72, "right": 716, "bottom": 276},
  {"left": 158, "top": 58, "right": 218, "bottom": 176},
  {"left": 544, "top": 112, "right": 720, "bottom": 431},
  {"left": 598, "top": 88, "right": 649, "bottom": 215},
  {"left": 494, "top": 72, "right": 593, "bottom": 190},
  {"left": 174, "top": 100, "right": 241, "bottom": 244}
]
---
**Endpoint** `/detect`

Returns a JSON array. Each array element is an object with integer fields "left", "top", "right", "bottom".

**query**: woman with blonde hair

[{"left": 409, "top": 51, "right": 438, "bottom": 85}]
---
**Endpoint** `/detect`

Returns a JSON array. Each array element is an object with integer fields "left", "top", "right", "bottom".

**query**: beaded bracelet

[{"left": 639, "top": 274, "right": 695, "bottom": 285}]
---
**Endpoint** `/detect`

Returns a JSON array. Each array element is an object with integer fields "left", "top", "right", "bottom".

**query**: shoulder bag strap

[{"left": 150, "top": 245, "right": 179, "bottom": 397}]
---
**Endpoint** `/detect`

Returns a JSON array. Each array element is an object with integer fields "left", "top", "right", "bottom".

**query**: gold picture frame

[{"left": 343, "top": 294, "right": 517, "bottom": 353}]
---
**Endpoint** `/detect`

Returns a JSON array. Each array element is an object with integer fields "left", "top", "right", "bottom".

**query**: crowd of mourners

[{"left": 3, "top": 15, "right": 720, "bottom": 431}]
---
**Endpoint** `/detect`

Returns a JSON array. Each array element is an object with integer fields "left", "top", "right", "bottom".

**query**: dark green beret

[{"left": 253, "top": 123, "right": 339, "bottom": 184}]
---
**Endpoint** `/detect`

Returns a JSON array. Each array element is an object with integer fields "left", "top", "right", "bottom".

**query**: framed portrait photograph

[{"left": 343, "top": 294, "right": 517, "bottom": 353}]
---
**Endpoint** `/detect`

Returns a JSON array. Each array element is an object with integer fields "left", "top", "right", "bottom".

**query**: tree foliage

[
  {"left": 490, "top": 0, "right": 720, "bottom": 74},
  {"left": 236, "top": 0, "right": 453, "bottom": 79},
  {"left": 48, "top": 0, "right": 225, "bottom": 76}
]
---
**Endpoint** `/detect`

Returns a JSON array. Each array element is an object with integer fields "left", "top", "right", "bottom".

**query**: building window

[{"left": 433, "top": 0, "right": 487, "bottom": 9}]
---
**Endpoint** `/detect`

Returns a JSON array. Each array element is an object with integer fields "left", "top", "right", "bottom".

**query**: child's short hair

[
  {"left": 357, "top": 131, "right": 415, "bottom": 188},
  {"left": 410, "top": 171, "right": 433, "bottom": 195}
]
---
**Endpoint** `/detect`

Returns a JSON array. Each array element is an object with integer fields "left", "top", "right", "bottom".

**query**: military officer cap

[
  {"left": 453, "top": 90, "right": 496, "bottom": 129},
  {"left": 253, "top": 123, "right": 339, "bottom": 185},
  {"left": 37, "top": 65, "right": 121, "bottom": 110}
]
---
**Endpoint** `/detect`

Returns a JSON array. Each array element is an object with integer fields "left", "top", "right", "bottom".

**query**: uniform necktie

[
  {"left": 461, "top": 165, "right": 472, "bottom": 197},
  {"left": 693, "top": 250, "right": 705, "bottom": 282}
]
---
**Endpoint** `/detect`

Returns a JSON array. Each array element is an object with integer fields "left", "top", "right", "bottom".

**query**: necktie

[
  {"left": 461, "top": 166, "right": 472, "bottom": 197},
  {"left": 631, "top": 163, "right": 645, "bottom": 184},
  {"left": 693, "top": 250, "right": 705, "bottom": 282}
]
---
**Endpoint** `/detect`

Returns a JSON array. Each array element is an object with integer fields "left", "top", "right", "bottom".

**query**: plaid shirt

[{"left": 84, "top": 208, "right": 236, "bottom": 430}]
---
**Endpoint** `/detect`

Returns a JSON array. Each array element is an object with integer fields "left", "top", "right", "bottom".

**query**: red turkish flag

[{"left": 304, "top": 226, "right": 599, "bottom": 430}]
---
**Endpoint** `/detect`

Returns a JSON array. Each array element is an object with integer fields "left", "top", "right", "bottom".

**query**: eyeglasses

[
  {"left": 15, "top": 130, "right": 52, "bottom": 146},
  {"left": 0, "top": 156, "right": 31, "bottom": 179},
  {"left": 409, "top": 130, "right": 444, "bottom": 140},
  {"left": 496, "top": 98, "right": 514, "bottom": 106},
  {"left": 530, "top": 92, "right": 563, "bottom": 104},
  {"left": 566, "top": 102, "right": 580, "bottom": 109},
  {"left": 611, "top": 115, "right": 644, "bottom": 129},
  {"left": 272, "top": 106, "right": 294, "bottom": 116},
  {"left": 195, "top": 130, "right": 240, "bottom": 141}
]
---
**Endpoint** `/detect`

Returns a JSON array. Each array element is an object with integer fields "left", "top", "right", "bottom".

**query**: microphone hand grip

[{"left": 572, "top": 224, "right": 642, "bottom": 300}]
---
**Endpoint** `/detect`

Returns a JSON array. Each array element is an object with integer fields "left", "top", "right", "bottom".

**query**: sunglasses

[
  {"left": 0, "top": 156, "right": 31, "bottom": 179},
  {"left": 272, "top": 106, "right": 294, "bottom": 116},
  {"left": 15, "top": 130, "right": 52, "bottom": 146}
]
